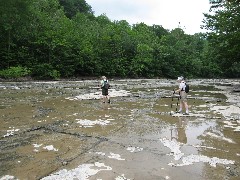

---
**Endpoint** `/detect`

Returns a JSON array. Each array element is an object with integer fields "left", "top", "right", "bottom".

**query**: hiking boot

[
  {"left": 108, "top": 99, "right": 110, "bottom": 104},
  {"left": 176, "top": 110, "right": 182, "bottom": 113},
  {"left": 183, "top": 113, "right": 189, "bottom": 115}
]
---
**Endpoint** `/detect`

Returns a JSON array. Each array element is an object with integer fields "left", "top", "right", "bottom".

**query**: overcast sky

[{"left": 86, "top": 0, "right": 211, "bottom": 35}]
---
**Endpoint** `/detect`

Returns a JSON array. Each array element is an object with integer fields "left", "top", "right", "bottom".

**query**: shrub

[
  {"left": 0, "top": 66, "right": 31, "bottom": 79},
  {"left": 31, "top": 63, "right": 60, "bottom": 80}
]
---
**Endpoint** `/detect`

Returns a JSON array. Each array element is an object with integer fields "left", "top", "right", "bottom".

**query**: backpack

[
  {"left": 185, "top": 83, "right": 189, "bottom": 93},
  {"left": 103, "top": 80, "right": 110, "bottom": 89}
]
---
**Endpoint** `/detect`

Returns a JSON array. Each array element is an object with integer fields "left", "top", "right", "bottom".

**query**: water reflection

[
  {"left": 176, "top": 117, "right": 188, "bottom": 144},
  {"left": 170, "top": 117, "right": 188, "bottom": 144},
  {"left": 102, "top": 102, "right": 111, "bottom": 110}
]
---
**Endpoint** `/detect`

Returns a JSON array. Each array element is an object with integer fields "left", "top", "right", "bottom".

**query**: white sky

[{"left": 86, "top": 0, "right": 211, "bottom": 35}]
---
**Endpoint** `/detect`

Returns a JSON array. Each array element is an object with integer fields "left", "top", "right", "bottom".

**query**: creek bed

[{"left": 0, "top": 79, "right": 239, "bottom": 180}]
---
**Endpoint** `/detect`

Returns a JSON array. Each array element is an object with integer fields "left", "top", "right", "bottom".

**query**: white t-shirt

[{"left": 179, "top": 81, "right": 186, "bottom": 91}]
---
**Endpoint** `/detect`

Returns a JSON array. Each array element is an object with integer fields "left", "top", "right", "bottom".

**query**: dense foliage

[
  {"left": 203, "top": 0, "right": 240, "bottom": 77},
  {"left": 0, "top": 0, "right": 239, "bottom": 79}
]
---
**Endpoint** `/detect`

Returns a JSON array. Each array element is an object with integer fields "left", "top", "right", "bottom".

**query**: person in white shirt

[{"left": 174, "top": 76, "right": 189, "bottom": 115}]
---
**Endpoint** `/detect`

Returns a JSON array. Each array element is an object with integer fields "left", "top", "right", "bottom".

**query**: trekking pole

[
  {"left": 170, "top": 89, "right": 175, "bottom": 115},
  {"left": 175, "top": 90, "right": 178, "bottom": 112},
  {"left": 171, "top": 89, "right": 174, "bottom": 108},
  {"left": 175, "top": 92, "right": 180, "bottom": 112}
]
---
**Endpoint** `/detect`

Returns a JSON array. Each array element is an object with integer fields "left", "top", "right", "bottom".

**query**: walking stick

[
  {"left": 170, "top": 89, "right": 175, "bottom": 115},
  {"left": 171, "top": 89, "right": 174, "bottom": 105}
]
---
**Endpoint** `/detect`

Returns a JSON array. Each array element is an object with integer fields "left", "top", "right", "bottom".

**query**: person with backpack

[
  {"left": 100, "top": 76, "right": 110, "bottom": 103},
  {"left": 174, "top": 76, "right": 189, "bottom": 115}
]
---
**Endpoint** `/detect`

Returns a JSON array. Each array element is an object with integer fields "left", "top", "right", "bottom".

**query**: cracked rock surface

[{"left": 0, "top": 79, "right": 239, "bottom": 180}]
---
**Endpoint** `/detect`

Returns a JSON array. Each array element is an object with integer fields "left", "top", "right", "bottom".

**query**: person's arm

[
  {"left": 175, "top": 88, "right": 181, "bottom": 93},
  {"left": 174, "top": 83, "right": 182, "bottom": 94},
  {"left": 174, "top": 88, "right": 181, "bottom": 94}
]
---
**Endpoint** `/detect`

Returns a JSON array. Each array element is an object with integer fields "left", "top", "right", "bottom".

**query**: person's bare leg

[
  {"left": 107, "top": 95, "right": 110, "bottom": 103},
  {"left": 179, "top": 101, "right": 183, "bottom": 112},
  {"left": 184, "top": 102, "right": 189, "bottom": 114},
  {"left": 102, "top": 95, "right": 106, "bottom": 103}
]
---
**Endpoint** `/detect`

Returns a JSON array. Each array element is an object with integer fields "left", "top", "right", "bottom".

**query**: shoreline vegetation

[
  {"left": 1, "top": 76, "right": 240, "bottom": 81},
  {"left": 0, "top": 1, "right": 240, "bottom": 80}
]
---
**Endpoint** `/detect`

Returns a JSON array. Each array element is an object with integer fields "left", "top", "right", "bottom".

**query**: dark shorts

[{"left": 102, "top": 88, "right": 108, "bottom": 96}]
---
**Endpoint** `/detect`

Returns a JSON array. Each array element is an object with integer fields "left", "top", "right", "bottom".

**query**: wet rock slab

[{"left": 0, "top": 79, "right": 239, "bottom": 179}]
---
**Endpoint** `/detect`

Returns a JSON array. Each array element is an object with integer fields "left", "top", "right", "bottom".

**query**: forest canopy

[{"left": 0, "top": 0, "right": 239, "bottom": 79}]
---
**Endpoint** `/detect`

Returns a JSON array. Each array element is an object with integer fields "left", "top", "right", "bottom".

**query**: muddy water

[{"left": 0, "top": 79, "right": 239, "bottom": 180}]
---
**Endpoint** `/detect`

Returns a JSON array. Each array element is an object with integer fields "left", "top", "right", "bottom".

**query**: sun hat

[{"left": 177, "top": 76, "right": 184, "bottom": 81}]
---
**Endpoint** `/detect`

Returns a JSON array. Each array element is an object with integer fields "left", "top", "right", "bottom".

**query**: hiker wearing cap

[
  {"left": 174, "top": 76, "right": 189, "bottom": 115},
  {"left": 100, "top": 76, "right": 110, "bottom": 103}
]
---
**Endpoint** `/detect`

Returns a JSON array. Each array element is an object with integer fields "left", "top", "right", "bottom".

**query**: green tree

[
  {"left": 28, "top": 0, "right": 75, "bottom": 77},
  {"left": 111, "top": 20, "right": 136, "bottom": 77},
  {"left": 71, "top": 13, "right": 99, "bottom": 76},
  {"left": 203, "top": 0, "right": 240, "bottom": 77},
  {"left": 130, "top": 23, "right": 158, "bottom": 77},
  {"left": 0, "top": 0, "right": 32, "bottom": 69},
  {"left": 59, "top": 0, "right": 93, "bottom": 19},
  {"left": 0, "top": 0, "right": 222, "bottom": 79}
]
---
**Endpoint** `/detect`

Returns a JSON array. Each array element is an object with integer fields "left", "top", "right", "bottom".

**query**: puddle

[{"left": 0, "top": 79, "right": 239, "bottom": 179}]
